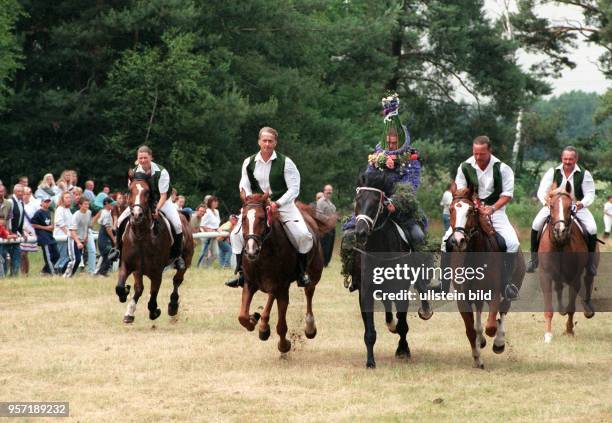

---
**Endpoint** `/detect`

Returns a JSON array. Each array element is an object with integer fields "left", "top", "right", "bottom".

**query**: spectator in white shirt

[
  {"left": 53, "top": 191, "right": 74, "bottom": 274},
  {"left": 604, "top": 195, "right": 612, "bottom": 240},
  {"left": 440, "top": 183, "right": 453, "bottom": 232},
  {"left": 20, "top": 186, "right": 39, "bottom": 275},
  {"left": 197, "top": 196, "right": 221, "bottom": 268}
]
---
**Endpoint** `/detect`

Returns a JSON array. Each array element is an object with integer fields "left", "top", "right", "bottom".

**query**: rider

[
  {"left": 225, "top": 127, "right": 314, "bottom": 288},
  {"left": 442, "top": 135, "right": 520, "bottom": 301},
  {"left": 526, "top": 146, "right": 598, "bottom": 275},
  {"left": 109, "top": 145, "right": 186, "bottom": 270}
]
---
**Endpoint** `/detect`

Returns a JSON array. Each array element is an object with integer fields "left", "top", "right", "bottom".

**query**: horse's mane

[
  {"left": 296, "top": 202, "right": 336, "bottom": 236},
  {"left": 358, "top": 169, "right": 395, "bottom": 196},
  {"left": 453, "top": 187, "right": 472, "bottom": 199}
]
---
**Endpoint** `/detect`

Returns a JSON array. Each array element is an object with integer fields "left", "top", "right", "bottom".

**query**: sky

[{"left": 484, "top": 0, "right": 609, "bottom": 97}]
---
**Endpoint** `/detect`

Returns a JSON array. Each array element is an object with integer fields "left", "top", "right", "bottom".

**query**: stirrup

[
  {"left": 504, "top": 283, "right": 519, "bottom": 301},
  {"left": 526, "top": 258, "right": 538, "bottom": 273},
  {"left": 174, "top": 256, "right": 186, "bottom": 270},
  {"left": 108, "top": 248, "right": 120, "bottom": 261},
  {"left": 225, "top": 274, "right": 244, "bottom": 288},
  {"left": 297, "top": 273, "right": 312, "bottom": 288}
]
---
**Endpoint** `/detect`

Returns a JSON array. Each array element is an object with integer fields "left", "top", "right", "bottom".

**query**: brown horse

[
  {"left": 538, "top": 181, "right": 598, "bottom": 343},
  {"left": 236, "top": 192, "right": 334, "bottom": 353},
  {"left": 114, "top": 177, "right": 194, "bottom": 323},
  {"left": 447, "top": 186, "right": 525, "bottom": 368}
]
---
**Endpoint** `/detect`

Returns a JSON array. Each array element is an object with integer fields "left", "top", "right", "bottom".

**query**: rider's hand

[
  {"left": 576, "top": 201, "right": 584, "bottom": 210},
  {"left": 387, "top": 203, "right": 396, "bottom": 213},
  {"left": 480, "top": 205, "right": 494, "bottom": 216},
  {"left": 269, "top": 202, "right": 279, "bottom": 213}
]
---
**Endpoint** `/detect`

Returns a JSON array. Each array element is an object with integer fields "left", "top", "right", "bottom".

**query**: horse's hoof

[
  {"left": 492, "top": 343, "right": 505, "bottom": 354},
  {"left": 278, "top": 339, "right": 291, "bottom": 354},
  {"left": 418, "top": 307, "right": 433, "bottom": 321},
  {"left": 116, "top": 284, "right": 130, "bottom": 303},
  {"left": 480, "top": 338, "right": 487, "bottom": 349},
  {"left": 123, "top": 315, "right": 134, "bottom": 324},
  {"left": 259, "top": 327, "right": 271, "bottom": 341},
  {"left": 366, "top": 361, "right": 376, "bottom": 369},
  {"left": 485, "top": 326, "right": 497, "bottom": 337},
  {"left": 395, "top": 348, "right": 411, "bottom": 360},
  {"left": 305, "top": 327, "right": 317, "bottom": 339},
  {"left": 582, "top": 300, "right": 595, "bottom": 318},
  {"left": 584, "top": 310, "right": 595, "bottom": 319},
  {"left": 252, "top": 312, "right": 261, "bottom": 323},
  {"left": 149, "top": 308, "right": 161, "bottom": 320},
  {"left": 559, "top": 308, "right": 567, "bottom": 316},
  {"left": 168, "top": 302, "right": 179, "bottom": 317},
  {"left": 544, "top": 332, "right": 553, "bottom": 343}
]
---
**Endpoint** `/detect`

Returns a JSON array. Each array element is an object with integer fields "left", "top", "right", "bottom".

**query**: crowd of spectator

[{"left": 1, "top": 173, "right": 337, "bottom": 278}]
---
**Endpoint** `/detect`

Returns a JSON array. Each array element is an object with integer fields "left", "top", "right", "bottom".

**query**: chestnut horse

[
  {"left": 236, "top": 192, "right": 334, "bottom": 354},
  {"left": 114, "top": 176, "right": 194, "bottom": 323},
  {"left": 538, "top": 181, "right": 598, "bottom": 343},
  {"left": 447, "top": 186, "right": 525, "bottom": 368}
]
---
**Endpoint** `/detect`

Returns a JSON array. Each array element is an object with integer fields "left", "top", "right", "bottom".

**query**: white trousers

[
  {"left": 118, "top": 200, "right": 183, "bottom": 234},
  {"left": 442, "top": 209, "right": 520, "bottom": 252},
  {"left": 531, "top": 206, "right": 597, "bottom": 235},
  {"left": 605, "top": 215, "right": 612, "bottom": 233},
  {"left": 231, "top": 201, "right": 313, "bottom": 254}
]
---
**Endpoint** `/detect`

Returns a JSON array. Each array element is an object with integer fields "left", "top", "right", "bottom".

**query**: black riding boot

[
  {"left": 172, "top": 233, "right": 186, "bottom": 270},
  {"left": 296, "top": 253, "right": 312, "bottom": 287},
  {"left": 108, "top": 219, "right": 128, "bottom": 262},
  {"left": 526, "top": 229, "right": 539, "bottom": 273},
  {"left": 586, "top": 234, "right": 598, "bottom": 276},
  {"left": 502, "top": 253, "right": 520, "bottom": 301},
  {"left": 225, "top": 253, "right": 244, "bottom": 288}
]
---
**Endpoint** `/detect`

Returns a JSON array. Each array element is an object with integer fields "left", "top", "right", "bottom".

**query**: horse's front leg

[
  {"left": 414, "top": 277, "right": 433, "bottom": 320},
  {"left": 359, "top": 290, "right": 376, "bottom": 368},
  {"left": 565, "top": 282, "right": 578, "bottom": 336},
  {"left": 383, "top": 300, "right": 397, "bottom": 333},
  {"left": 304, "top": 285, "right": 317, "bottom": 339},
  {"left": 276, "top": 291, "right": 291, "bottom": 354},
  {"left": 168, "top": 267, "right": 186, "bottom": 317},
  {"left": 493, "top": 312, "right": 506, "bottom": 354},
  {"left": 539, "top": 272, "right": 554, "bottom": 343},
  {"left": 485, "top": 293, "right": 500, "bottom": 338},
  {"left": 238, "top": 282, "right": 259, "bottom": 331},
  {"left": 124, "top": 272, "right": 144, "bottom": 324},
  {"left": 115, "top": 263, "right": 131, "bottom": 303},
  {"left": 581, "top": 273, "right": 595, "bottom": 318},
  {"left": 258, "top": 294, "right": 274, "bottom": 341},
  {"left": 394, "top": 310, "right": 410, "bottom": 359},
  {"left": 147, "top": 272, "right": 162, "bottom": 320}
]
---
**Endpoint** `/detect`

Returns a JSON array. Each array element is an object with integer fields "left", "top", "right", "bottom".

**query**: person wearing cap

[
  {"left": 53, "top": 191, "right": 74, "bottom": 274},
  {"left": 30, "top": 197, "right": 59, "bottom": 275},
  {"left": 95, "top": 196, "right": 116, "bottom": 276}
]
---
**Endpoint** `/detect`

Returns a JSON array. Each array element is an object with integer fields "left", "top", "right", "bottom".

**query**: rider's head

[
  {"left": 472, "top": 136, "right": 492, "bottom": 169},
  {"left": 137, "top": 145, "right": 153, "bottom": 171},
  {"left": 560, "top": 146, "right": 578, "bottom": 172},
  {"left": 258, "top": 127, "right": 278, "bottom": 158},
  {"left": 386, "top": 127, "right": 399, "bottom": 151}
]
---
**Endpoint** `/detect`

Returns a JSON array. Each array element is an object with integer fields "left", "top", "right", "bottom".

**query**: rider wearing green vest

[
  {"left": 527, "top": 146, "right": 598, "bottom": 275},
  {"left": 110, "top": 145, "right": 186, "bottom": 270}
]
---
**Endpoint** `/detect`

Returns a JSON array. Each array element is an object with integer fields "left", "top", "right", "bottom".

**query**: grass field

[{"left": 1, "top": 238, "right": 611, "bottom": 423}]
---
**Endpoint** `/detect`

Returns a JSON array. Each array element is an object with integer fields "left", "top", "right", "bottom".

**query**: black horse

[{"left": 349, "top": 170, "right": 432, "bottom": 368}]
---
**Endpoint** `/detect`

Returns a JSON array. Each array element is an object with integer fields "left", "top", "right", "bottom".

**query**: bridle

[
  {"left": 450, "top": 195, "right": 479, "bottom": 245},
  {"left": 242, "top": 201, "right": 272, "bottom": 254},
  {"left": 548, "top": 191, "right": 574, "bottom": 242},
  {"left": 355, "top": 186, "right": 388, "bottom": 233}
]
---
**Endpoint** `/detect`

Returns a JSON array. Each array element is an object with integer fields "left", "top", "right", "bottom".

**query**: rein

[
  {"left": 243, "top": 202, "right": 273, "bottom": 252},
  {"left": 355, "top": 186, "right": 388, "bottom": 232},
  {"left": 450, "top": 196, "right": 484, "bottom": 245}
]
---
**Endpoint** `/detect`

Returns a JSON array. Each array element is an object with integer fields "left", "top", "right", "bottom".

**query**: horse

[
  {"left": 447, "top": 185, "right": 525, "bottom": 369},
  {"left": 350, "top": 170, "right": 433, "bottom": 369},
  {"left": 236, "top": 191, "right": 334, "bottom": 354},
  {"left": 114, "top": 176, "right": 194, "bottom": 324},
  {"left": 538, "top": 181, "right": 598, "bottom": 343}
]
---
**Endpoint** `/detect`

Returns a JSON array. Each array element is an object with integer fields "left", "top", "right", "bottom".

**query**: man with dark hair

[
  {"left": 527, "top": 146, "right": 598, "bottom": 275},
  {"left": 4, "top": 183, "right": 25, "bottom": 276},
  {"left": 441, "top": 135, "right": 520, "bottom": 301},
  {"left": 30, "top": 198, "right": 59, "bottom": 275}
]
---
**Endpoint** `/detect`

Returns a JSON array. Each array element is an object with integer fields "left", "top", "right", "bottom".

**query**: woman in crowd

[
  {"left": 34, "top": 173, "right": 61, "bottom": 200},
  {"left": 197, "top": 196, "right": 220, "bottom": 268}
]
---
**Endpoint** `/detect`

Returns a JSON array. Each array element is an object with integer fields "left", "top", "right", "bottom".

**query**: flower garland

[{"left": 368, "top": 148, "right": 419, "bottom": 171}]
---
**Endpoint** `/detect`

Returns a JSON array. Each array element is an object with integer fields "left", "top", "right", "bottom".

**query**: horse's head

[
  {"left": 240, "top": 190, "right": 271, "bottom": 261},
  {"left": 448, "top": 183, "right": 478, "bottom": 252},
  {"left": 128, "top": 174, "right": 151, "bottom": 223},
  {"left": 354, "top": 170, "right": 393, "bottom": 243},
  {"left": 547, "top": 181, "right": 573, "bottom": 244}
]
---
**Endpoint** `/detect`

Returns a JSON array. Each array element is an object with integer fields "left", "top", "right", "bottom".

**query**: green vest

[
  {"left": 246, "top": 152, "right": 288, "bottom": 202},
  {"left": 553, "top": 167, "right": 585, "bottom": 200},
  {"left": 132, "top": 163, "right": 171, "bottom": 203},
  {"left": 461, "top": 161, "right": 502, "bottom": 206}
]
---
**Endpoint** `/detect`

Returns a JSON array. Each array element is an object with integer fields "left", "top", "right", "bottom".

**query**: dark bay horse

[
  {"left": 350, "top": 170, "right": 432, "bottom": 369},
  {"left": 447, "top": 186, "right": 525, "bottom": 368},
  {"left": 237, "top": 192, "right": 334, "bottom": 354},
  {"left": 115, "top": 176, "right": 194, "bottom": 323},
  {"left": 538, "top": 182, "right": 598, "bottom": 343}
]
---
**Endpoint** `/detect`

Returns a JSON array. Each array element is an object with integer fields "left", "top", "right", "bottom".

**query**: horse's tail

[{"left": 296, "top": 201, "right": 336, "bottom": 236}]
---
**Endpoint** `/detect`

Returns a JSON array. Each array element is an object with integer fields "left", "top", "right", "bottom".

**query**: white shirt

[
  {"left": 440, "top": 190, "right": 453, "bottom": 215},
  {"left": 604, "top": 202, "right": 612, "bottom": 217},
  {"left": 455, "top": 155, "right": 514, "bottom": 207},
  {"left": 134, "top": 162, "right": 170, "bottom": 194},
  {"left": 200, "top": 208, "right": 220, "bottom": 230},
  {"left": 98, "top": 209, "right": 113, "bottom": 229},
  {"left": 239, "top": 151, "right": 300, "bottom": 207},
  {"left": 53, "top": 206, "right": 74, "bottom": 238},
  {"left": 536, "top": 164, "right": 595, "bottom": 207}
]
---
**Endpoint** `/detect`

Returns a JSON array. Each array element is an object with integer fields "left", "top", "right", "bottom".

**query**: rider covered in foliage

[{"left": 340, "top": 94, "right": 427, "bottom": 285}]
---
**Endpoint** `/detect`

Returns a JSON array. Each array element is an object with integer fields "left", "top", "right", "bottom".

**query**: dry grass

[{"left": 1, "top": 250, "right": 611, "bottom": 422}]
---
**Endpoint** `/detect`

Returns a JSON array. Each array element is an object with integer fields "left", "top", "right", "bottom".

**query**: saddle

[
  {"left": 477, "top": 213, "right": 507, "bottom": 252},
  {"left": 538, "top": 214, "right": 588, "bottom": 243},
  {"left": 153, "top": 211, "right": 175, "bottom": 245}
]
